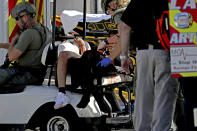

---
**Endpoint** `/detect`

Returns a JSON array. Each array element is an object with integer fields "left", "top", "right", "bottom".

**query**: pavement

[
  {"left": 2, "top": 127, "right": 135, "bottom": 131},
  {"left": 112, "top": 129, "right": 135, "bottom": 131}
]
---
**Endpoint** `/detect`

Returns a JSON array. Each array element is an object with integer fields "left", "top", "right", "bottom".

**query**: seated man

[
  {"left": 0, "top": 2, "right": 47, "bottom": 86},
  {"left": 54, "top": 36, "right": 91, "bottom": 109}
]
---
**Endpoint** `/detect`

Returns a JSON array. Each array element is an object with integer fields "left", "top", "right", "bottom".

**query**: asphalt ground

[
  {"left": 1, "top": 125, "right": 135, "bottom": 131},
  {"left": 2, "top": 127, "right": 135, "bottom": 131},
  {"left": 113, "top": 129, "right": 134, "bottom": 131}
]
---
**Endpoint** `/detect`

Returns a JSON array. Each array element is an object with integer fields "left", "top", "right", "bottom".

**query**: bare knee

[{"left": 58, "top": 52, "right": 72, "bottom": 62}]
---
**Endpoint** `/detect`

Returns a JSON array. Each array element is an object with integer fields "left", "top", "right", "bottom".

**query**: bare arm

[
  {"left": 120, "top": 22, "right": 131, "bottom": 56},
  {"left": 8, "top": 45, "right": 22, "bottom": 61},
  {"left": 8, "top": 34, "right": 22, "bottom": 61},
  {"left": 108, "top": 22, "right": 122, "bottom": 60},
  {"left": 0, "top": 42, "right": 22, "bottom": 62},
  {"left": 74, "top": 37, "right": 86, "bottom": 55},
  {"left": 120, "top": 22, "right": 132, "bottom": 74},
  {"left": 109, "top": 41, "right": 121, "bottom": 60}
]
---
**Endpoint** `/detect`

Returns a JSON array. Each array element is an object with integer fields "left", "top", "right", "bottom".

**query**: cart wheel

[
  {"left": 46, "top": 116, "right": 70, "bottom": 131},
  {"left": 40, "top": 111, "right": 76, "bottom": 131}
]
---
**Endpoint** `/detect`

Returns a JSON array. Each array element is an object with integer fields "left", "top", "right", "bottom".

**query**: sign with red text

[{"left": 169, "top": 0, "right": 197, "bottom": 77}]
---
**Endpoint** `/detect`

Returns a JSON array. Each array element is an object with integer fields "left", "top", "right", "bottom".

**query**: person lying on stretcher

[{"left": 54, "top": 32, "right": 134, "bottom": 110}]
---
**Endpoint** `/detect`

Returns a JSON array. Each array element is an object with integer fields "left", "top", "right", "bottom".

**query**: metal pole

[
  {"left": 48, "top": 0, "right": 57, "bottom": 86},
  {"left": 95, "top": 0, "right": 98, "bottom": 14},
  {"left": 83, "top": 0, "right": 87, "bottom": 40},
  {"left": 52, "top": 0, "right": 56, "bottom": 47},
  {"left": 0, "top": 0, "right": 9, "bottom": 65}
]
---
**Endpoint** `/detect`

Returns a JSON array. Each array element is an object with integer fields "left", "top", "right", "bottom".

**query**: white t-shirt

[{"left": 58, "top": 40, "right": 91, "bottom": 57}]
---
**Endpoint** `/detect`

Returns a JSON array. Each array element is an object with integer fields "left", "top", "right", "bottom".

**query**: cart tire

[{"left": 40, "top": 111, "right": 76, "bottom": 131}]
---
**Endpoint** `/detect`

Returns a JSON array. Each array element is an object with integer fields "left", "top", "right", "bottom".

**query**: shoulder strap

[
  {"left": 37, "top": 25, "right": 52, "bottom": 55},
  {"left": 156, "top": 11, "right": 170, "bottom": 51},
  {"left": 112, "top": 7, "right": 126, "bottom": 23},
  {"left": 30, "top": 24, "right": 52, "bottom": 64}
]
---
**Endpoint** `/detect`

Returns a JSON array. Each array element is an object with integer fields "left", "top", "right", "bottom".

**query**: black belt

[{"left": 137, "top": 44, "right": 163, "bottom": 50}]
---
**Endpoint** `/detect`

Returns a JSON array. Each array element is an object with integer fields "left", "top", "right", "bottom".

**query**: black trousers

[
  {"left": 0, "top": 66, "right": 44, "bottom": 86},
  {"left": 180, "top": 77, "right": 197, "bottom": 131}
]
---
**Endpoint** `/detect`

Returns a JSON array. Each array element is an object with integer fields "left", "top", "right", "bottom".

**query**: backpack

[
  {"left": 30, "top": 24, "right": 53, "bottom": 66},
  {"left": 33, "top": 25, "right": 57, "bottom": 66},
  {"left": 156, "top": 11, "right": 170, "bottom": 51}
]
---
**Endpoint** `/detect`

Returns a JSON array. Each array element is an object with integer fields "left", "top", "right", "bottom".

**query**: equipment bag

[
  {"left": 34, "top": 25, "right": 57, "bottom": 66},
  {"left": 156, "top": 11, "right": 170, "bottom": 51},
  {"left": 29, "top": 24, "right": 53, "bottom": 66}
]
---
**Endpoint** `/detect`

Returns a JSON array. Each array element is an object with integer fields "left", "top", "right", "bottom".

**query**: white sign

[{"left": 171, "top": 46, "right": 197, "bottom": 73}]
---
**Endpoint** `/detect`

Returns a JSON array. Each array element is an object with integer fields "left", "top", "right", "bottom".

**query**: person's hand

[
  {"left": 97, "top": 40, "right": 106, "bottom": 50},
  {"left": 74, "top": 37, "right": 86, "bottom": 55},
  {"left": 121, "top": 57, "right": 133, "bottom": 74},
  {"left": 96, "top": 57, "right": 112, "bottom": 67},
  {"left": 74, "top": 37, "right": 85, "bottom": 47}
]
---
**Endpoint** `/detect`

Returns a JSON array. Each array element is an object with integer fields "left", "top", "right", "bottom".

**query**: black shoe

[{"left": 77, "top": 95, "right": 90, "bottom": 108}]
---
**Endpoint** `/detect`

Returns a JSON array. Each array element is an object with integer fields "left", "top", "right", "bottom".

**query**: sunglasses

[{"left": 15, "top": 14, "right": 27, "bottom": 21}]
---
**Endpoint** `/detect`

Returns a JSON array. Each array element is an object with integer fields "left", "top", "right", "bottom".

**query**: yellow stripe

[
  {"left": 35, "top": 0, "right": 44, "bottom": 24},
  {"left": 85, "top": 36, "right": 95, "bottom": 38},
  {"left": 97, "top": 36, "right": 107, "bottom": 39},
  {"left": 41, "top": 2, "right": 44, "bottom": 24},
  {"left": 35, "top": 0, "right": 40, "bottom": 20},
  {"left": 56, "top": 19, "right": 62, "bottom": 23},
  {"left": 75, "top": 26, "right": 83, "bottom": 31},
  {"left": 56, "top": 15, "right": 61, "bottom": 18},
  {"left": 114, "top": 88, "right": 135, "bottom": 100},
  {"left": 130, "top": 57, "right": 136, "bottom": 66},
  {"left": 9, "top": 16, "right": 16, "bottom": 37},
  {"left": 179, "top": 72, "right": 197, "bottom": 77}
]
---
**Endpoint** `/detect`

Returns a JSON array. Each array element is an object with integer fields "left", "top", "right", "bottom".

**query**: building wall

[
  {"left": 51, "top": 0, "right": 103, "bottom": 15},
  {"left": 0, "top": 0, "right": 9, "bottom": 66},
  {"left": 54, "top": 0, "right": 91, "bottom": 14}
]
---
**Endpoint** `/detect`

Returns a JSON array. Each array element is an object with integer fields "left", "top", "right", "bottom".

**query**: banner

[{"left": 169, "top": 0, "right": 197, "bottom": 77}]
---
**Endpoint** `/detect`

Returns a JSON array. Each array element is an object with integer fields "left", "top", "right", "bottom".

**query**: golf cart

[{"left": 0, "top": 70, "right": 133, "bottom": 131}]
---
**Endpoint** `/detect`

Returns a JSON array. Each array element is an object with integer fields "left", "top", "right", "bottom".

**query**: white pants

[{"left": 134, "top": 47, "right": 179, "bottom": 131}]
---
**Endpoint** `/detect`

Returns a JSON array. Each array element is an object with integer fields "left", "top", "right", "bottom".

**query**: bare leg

[
  {"left": 57, "top": 51, "right": 81, "bottom": 88},
  {"left": 54, "top": 51, "right": 80, "bottom": 109},
  {"left": 57, "top": 52, "right": 69, "bottom": 88}
]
